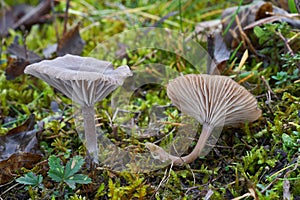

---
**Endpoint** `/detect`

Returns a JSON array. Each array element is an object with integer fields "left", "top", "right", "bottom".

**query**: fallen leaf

[
  {"left": 0, "top": 0, "right": 57, "bottom": 37},
  {"left": 0, "top": 4, "right": 33, "bottom": 37},
  {"left": 295, "top": 0, "right": 300, "bottom": 13},
  {"left": 192, "top": 19, "right": 222, "bottom": 43},
  {"left": 222, "top": 0, "right": 300, "bottom": 51},
  {"left": 2, "top": 113, "right": 35, "bottom": 138},
  {"left": 222, "top": 1, "right": 273, "bottom": 49},
  {"left": 12, "top": 0, "right": 56, "bottom": 31},
  {"left": 272, "top": 0, "right": 289, "bottom": 11},
  {"left": 57, "top": 23, "right": 85, "bottom": 56},
  {"left": 5, "top": 42, "right": 42, "bottom": 80},
  {"left": 0, "top": 153, "right": 42, "bottom": 184},
  {"left": 207, "top": 32, "right": 231, "bottom": 75},
  {"left": 269, "top": 6, "right": 300, "bottom": 28},
  {"left": 43, "top": 43, "right": 58, "bottom": 58},
  {"left": 0, "top": 114, "right": 42, "bottom": 184},
  {"left": 6, "top": 42, "right": 42, "bottom": 62}
]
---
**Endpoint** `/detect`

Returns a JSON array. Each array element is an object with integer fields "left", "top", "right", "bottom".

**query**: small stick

[
  {"left": 238, "top": 72, "right": 254, "bottom": 84},
  {"left": 22, "top": 28, "right": 29, "bottom": 60},
  {"left": 63, "top": 0, "right": 70, "bottom": 34},
  {"left": 276, "top": 31, "right": 300, "bottom": 71},
  {"left": 261, "top": 75, "right": 276, "bottom": 115},
  {"left": 277, "top": 31, "right": 294, "bottom": 55},
  {"left": 261, "top": 76, "right": 277, "bottom": 96},
  {"left": 151, "top": 163, "right": 173, "bottom": 199},
  {"left": 235, "top": 15, "right": 258, "bottom": 55}
]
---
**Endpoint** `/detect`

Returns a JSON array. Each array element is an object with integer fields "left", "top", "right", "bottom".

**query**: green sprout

[
  {"left": 16, "top": 171, "right": 44, "bottom": 190},
  {"left": 47, "top": 155, "right": 91, "bottom": 190}
]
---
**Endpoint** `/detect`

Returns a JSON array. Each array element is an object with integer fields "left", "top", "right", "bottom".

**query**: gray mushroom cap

[
  {"left": 167, "top": 74, "right": 261, "bottom": 127},
  {"left": 24, "top": 54, "right": 132, "bottom": 107}
]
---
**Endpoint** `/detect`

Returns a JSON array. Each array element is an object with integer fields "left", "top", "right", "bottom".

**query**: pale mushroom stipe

[
  {"left": 146, "top": 74, "right": 262, "bottom": 166},
  {"left": 24, "top": 54, "right": 132, "bottom": 163}
]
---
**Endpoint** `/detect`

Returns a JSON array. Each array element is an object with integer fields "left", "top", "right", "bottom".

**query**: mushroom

[
  {"left": 24, "top": 54, "right": 132, "bottom": 163},
  {"left": 146, "top": 74, "right": 261, "bottom": 166}
]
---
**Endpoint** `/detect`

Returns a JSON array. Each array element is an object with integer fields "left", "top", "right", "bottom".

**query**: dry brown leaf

[
  {"left": 57, "top": 23, "right": 85, "bottom": 56},
  {"left": 222, "top": 0, "right": 300, "bottom": 51},
  {"left": 271, "top": 0, "right": 289, "bottom": 11},
  {"left": 12, "top": 0, "right": 56, "bottom": 30},
  {"left": 192, "top": 19, "right": 222, "bottom": 43},
  {"left": 5, "top": 42, "right": 42, "bottom": 80},
  {"left": 0, "top": 0, "right": 57, "bottom": 37},
  {"left": 222, "top": 1, "right": 273, "bottom": 49},
  {"left": 0, "top": 114, "right": 42, "bottom": 184},
  {"left": 207, "top": 32, "right": 230, "bottom": 75},
  {"left": 0, "top": 153, "right": 42, "bottom": 184},
  {"left": 0, "top": 4, "right": 33, "bottom": 37}
]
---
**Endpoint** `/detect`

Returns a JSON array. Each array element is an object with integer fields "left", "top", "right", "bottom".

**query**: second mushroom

[{"left": 146, "top": 74, "right": 261, "bottom": 166}]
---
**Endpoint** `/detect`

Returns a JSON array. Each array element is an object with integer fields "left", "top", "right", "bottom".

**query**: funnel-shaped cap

[{"left": 25, "top": 54, "right": 132, "bottom": 106}]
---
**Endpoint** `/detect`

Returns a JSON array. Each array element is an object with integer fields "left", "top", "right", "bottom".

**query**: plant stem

[
  {"left": 146, "top": 124, "right": 213, "bottom": 166},
  {"left": 82, "top": 105, "right": 98, "bottom": 163}
]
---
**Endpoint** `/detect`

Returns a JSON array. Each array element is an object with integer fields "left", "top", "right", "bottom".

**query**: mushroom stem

[
  {"left": 82, "top": 105, "right": 98, "bottom": 163},
  {"left": 146, "top": 124, "right": 213, "bottom": 166}
]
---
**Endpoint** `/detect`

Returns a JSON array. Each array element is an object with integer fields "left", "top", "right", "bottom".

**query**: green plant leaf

[
  {"left": 64, "top": 156, "right": 85, "bottom": 178},
  {"left": 282, "top": 133, "right": 296, "bottom": 148},
  {"left": 96, "top": 183, "right": 106, "bottom": 197},
  {"left": 16, "top": 172, "right": 44, "bottom": 189},
  {"left": 64, "top": 174, "right": 91, "bottom": 189},
  {"left": 288, "top": 0, "right": 298, "bottom": 13},
  {"left": 254, "top": 26, "right": 264, "bottom": 38},
  {"left": 48, "top": 155, "right": 65, "bottom": 182},
  {"left": 292, "top": 68, "right": 299, "bottom": 79},
  {"left": 47, "top": 155, "right": 90, "bottom": 190}
]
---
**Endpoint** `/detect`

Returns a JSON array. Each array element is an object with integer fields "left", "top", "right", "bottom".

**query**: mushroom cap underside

[
  {"left": 25, "top": 54, "right": 132, "bottom": 106},
  {"left": 167, "top": 74, "right": 261, "bottom": 127}
]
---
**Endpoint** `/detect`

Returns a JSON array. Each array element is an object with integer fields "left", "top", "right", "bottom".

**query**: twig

[
  {"left": 277, "top": 31, "right": 294, "bottom": 56},
  {"left": 184, "top": 186, "right": 200, "bottom": 196},
  {"left": 261, "top": 75, "right": 277, "bottom": 115},
  {"left": 151, "top": 163, "right": 173, "bottom": 199},
  {"left": 261, "top": 162, "right": 298, "bottom": 194},
  {"left": 238, "top": 73, "right": 254, "bottom": 84},
  {"left": 206, "top": 34, "right": 214, "bottom": 74},
  {"left": 0, "top": 180, "right": 15, "bottom": 189},
  {"left": 144, "top": 11, "right": 178, "bottom": 35},
  {"left": 0, "top": 183, "right": 20, "bottom": 197},
  {"left": 261, "top": 76, "right": 276, "bottom": 95},
  {"left": 152, "top": 128, "right": 176, "bottom": 144},
  {"left": 22, "top": 28, "right": 29, "bottom": 60},
  {"left": 184, "top": 162, "right": 196, "bottom": 194},
  {"left": 276, "top": 31, "right": 300, "bottom": 71},
  {"left": 235, "top": 15, "right": 258, "bottom": 55},
  {"left": 63, "top": 0, "right": 70, "bottom": 34}
]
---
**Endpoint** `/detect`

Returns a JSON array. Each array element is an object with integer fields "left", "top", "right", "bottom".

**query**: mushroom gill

[{"left": 146, "top": 74, "right": 261, "bottom": 166}]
